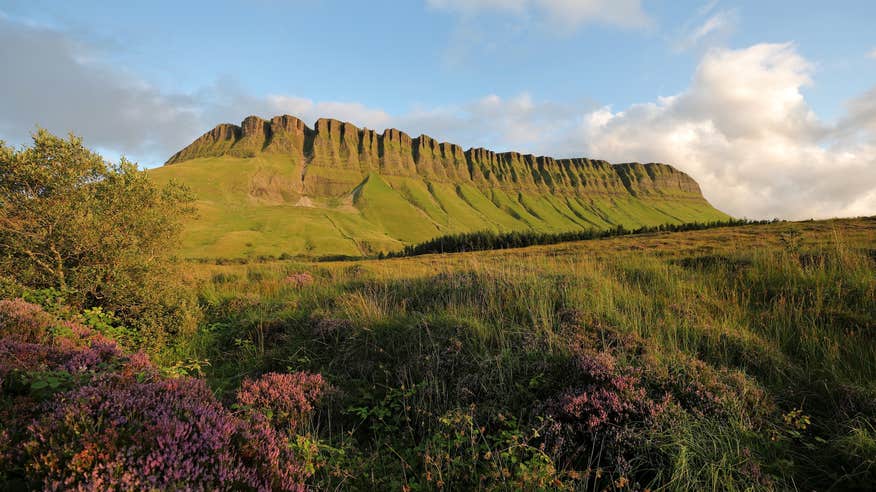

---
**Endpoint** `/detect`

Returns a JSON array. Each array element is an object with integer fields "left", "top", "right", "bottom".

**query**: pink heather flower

[
  {"left": 236, "top": 372, "right": 327, "bottom": 432},
  {"left": 544, "top": 349, "right": 671, "bottom": 475},
  {"left": 26, "top": 375, "right": 311, "bottom": 491},
  {"left": 1, "top": 300, "right": 322, "bottom": 490},
  {"left": 0, "top": 298, "right": 56, "bottom": 343}
]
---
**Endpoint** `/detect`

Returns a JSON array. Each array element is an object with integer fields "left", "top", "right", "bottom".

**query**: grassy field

[
  {"left": 148, "top": 156, "right": 729, "bottom": 259},
  {"left": 161, "top": 217, "right": 876, "bottom": 490}
]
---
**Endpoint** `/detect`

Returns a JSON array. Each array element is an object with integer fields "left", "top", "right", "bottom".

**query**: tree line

[{"left": 383, "top": 218, "right": 779, "bottom": 258}]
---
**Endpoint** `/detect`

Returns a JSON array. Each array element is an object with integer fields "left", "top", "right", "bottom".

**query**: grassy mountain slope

[{"left": 150, "top": 115, "right": 730, "bottom": 258}]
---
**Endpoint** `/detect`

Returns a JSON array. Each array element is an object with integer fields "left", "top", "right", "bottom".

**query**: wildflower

[{"left": 236, "top": 372, "right": 327, "bottom": 432}]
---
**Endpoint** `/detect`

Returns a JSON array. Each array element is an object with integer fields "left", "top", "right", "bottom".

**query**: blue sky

[{"left": 1, "top": 0, "right": 874, "bottom": 219}]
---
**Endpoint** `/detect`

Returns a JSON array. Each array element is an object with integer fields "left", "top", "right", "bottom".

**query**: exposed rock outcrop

[{"left": 165, "top": 115, "right": 705, "bottom": 201}]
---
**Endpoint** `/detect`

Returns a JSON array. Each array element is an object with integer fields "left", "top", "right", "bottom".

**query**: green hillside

[{"left": 149, "top": 115, "right": 730, "bottom": 258}]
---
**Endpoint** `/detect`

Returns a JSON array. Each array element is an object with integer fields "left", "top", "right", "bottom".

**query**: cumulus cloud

[
  {"left": 1, "top": 15, "right": 873, "bottom": 220},
  {"left": 575, "top": 43, "right": 876, "bottom": 219},
  {"left": 216, "top": 42, "right": 876, "bottom": 221},
  {"left": 0, "top": 16, "right": 591, "bottom": 167},
  {"left": 265, "top": 96, "right": 393, "bottom": 130},
  {"left": 869, "top": 48, "right": 876, "bottom": 59},
  {"left": 193, "top": 80, "right": 395, "bottom": 134},
  {"left": 209, "top": 91, "right": 593, "bottom": 158},
  {"left": 426, "top": 0, "right": 650, "bottom": 29}
]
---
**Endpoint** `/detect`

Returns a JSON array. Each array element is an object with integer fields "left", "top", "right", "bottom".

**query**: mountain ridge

[
  {"left": 165, "top": 115, "right": 705, "bottom": 200},
  {"left": 152, "top": 114, "right": 729, "bottom": 258}
]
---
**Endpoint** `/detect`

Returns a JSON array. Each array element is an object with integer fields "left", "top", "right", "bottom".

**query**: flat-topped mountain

[
  {"left": 151, "top": 115, "right": 729, "bottom": 258},
  {"left": 166, "top": 115, "right": 705, "bottom": 199}
]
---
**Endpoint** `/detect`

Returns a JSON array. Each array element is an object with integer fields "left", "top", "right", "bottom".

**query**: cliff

[
  {"left": 153, "top": 115, "right": 728, "bottom": 258},
  {"left": 166, "top": 115, "right": 706, "bottom": 201}
]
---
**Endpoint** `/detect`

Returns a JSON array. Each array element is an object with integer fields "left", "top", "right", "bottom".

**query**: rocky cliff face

[{"left": 166, "top": 114, "right": 706, "bottom": 200}]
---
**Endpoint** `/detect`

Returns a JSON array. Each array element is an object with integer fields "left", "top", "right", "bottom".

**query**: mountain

[{"left": 150, "top": 115, "right": 729, "bottom": 258}]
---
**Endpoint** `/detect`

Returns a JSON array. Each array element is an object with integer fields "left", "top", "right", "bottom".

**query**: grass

[
  {"left": 148, "top": 156, "right": 730, "bottom": 259},
  {"left": 162, "top": 216, "right": 876, "bottom": 490}
]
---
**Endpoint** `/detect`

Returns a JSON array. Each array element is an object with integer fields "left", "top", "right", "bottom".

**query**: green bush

[{"left": 0, "top": 131, "right": 198, "bottom": 348}]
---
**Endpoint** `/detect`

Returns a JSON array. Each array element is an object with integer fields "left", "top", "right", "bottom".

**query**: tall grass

[{"left": 174, "top": 218, "right": 875, "bottom": 489}]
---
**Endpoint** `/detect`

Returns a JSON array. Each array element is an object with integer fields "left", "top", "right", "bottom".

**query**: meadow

[{"left": 148, "top": 216, "right": 874, "bottom": 490}]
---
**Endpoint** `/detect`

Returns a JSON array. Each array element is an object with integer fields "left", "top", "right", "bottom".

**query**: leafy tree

[{"left": 0, "top": 130, "right": 196, "bottom": 343}]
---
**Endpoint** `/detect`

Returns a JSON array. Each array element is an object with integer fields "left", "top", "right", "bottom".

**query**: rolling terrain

[{"left": 150, "top": 115, "right": 729, "bottom": 258}]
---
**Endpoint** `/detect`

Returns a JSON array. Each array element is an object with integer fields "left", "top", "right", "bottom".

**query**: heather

[{"left": 0, "top": 300, "right": 327, "bottom": 490}]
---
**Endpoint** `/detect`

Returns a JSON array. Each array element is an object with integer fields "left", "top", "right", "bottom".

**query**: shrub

[
  {"left": 236, "top": 372, "right": 327, "bottom": 432},
  {"left": 24, "top": 374, "right": 313, "bottom": 491},
  {"left": 543, "top": 349, "right": 670, "bottom": 484},
  {"left": 0, "top": 301, "right": 327, "bottom": 491},
  {"left": 0, "top": 131, "right": 197, "bottom": 347},
  {"left": 420, "top": 408, "right": 559, "bottom": 490},
  {"left": 0, "top": 298, "right": 56, "bottom": 343}
]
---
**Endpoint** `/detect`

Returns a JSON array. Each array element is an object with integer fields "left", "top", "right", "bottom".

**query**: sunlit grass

[{"left": 170, "top": 217, "right": 875, "bottom": 489}]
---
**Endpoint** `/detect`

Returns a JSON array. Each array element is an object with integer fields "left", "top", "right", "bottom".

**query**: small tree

[{"left": 0, "top": 130, "right": 196, "bottom": 342}]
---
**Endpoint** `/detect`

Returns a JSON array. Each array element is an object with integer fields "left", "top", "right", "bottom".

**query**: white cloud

[
  {"left": 393, "top": 92, "right": 594, "bottom": 151},
  {"left": 427, "top": 0, "right": 650, "bottom": 29},
  {"left": 692, "top": 13, "right": 727, "bottom": 40},
  {"left": 265, "top": 96, "right": 393, "bottom": 130},
  {"left": 869, "top": 48, "right": 876, "bottom": 59},
  {"left": 680, "top": 10, "right": 736, "bottom": 49},
  {"left": 253, "top": 42, "right": 876, "bottom": 220},
  {"left": 0, "top": 19, "right": 396, "bottom": 166},
  {"left": 427, "top": 0, "right": 528, "bottom": 15},
  {"left": 673, "top": 1, "right": 737, "bottom": 52},
  {"left": 1, "top": 15, "right": 873, "bottom": 220},
  {"left": 575, "top": 44, "right": 876, "bottom": 219}
]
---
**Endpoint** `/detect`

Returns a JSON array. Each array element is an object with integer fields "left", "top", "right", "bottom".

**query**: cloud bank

[
  {"left": 0, "top": 17, "right": 873, "bottom": 220},
  {"left": 577, "top": 44, "right": 876, "bottom": 219},
  {"left": 0, "top": 17, "right": 202, "bottom": 160}
]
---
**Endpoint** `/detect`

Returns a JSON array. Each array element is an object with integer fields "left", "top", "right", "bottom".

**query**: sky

[{"left": 1, "top": 0, "right": 874, "bottom": 220}]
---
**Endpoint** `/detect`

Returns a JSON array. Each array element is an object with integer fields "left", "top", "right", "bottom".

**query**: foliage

[
  {"left": 420, "top": 408, "right": 558, "bottom": 490},
  {"left": 76, "top": 306, "right": 143, "bottom": 350},
  {"left": 0, "top": 299, "right": 328, "bottom": 491},
  {"left": 0, "top": 130, "right": 197, "bottom": 344}
]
